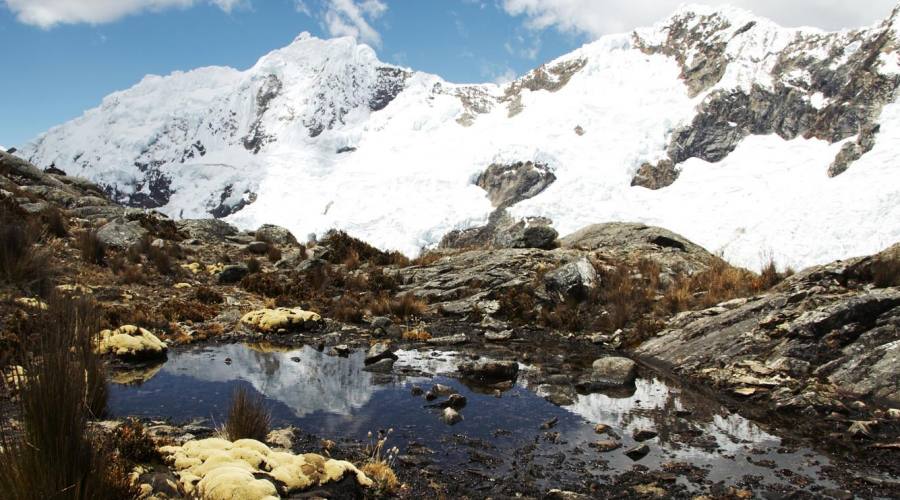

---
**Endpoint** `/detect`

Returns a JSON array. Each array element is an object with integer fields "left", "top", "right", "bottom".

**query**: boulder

[
  {"left": 544, "top": 258, "right": 598, "bottom": 300},
  {"left": 97, "top": 325, "right": 167, "bottom": 360},
  {"left": 441, "top": 407, "right": 463, "bottom": 425},
  {"left": 247, "top": 241, "right": 269, "bottom": 254},
  {"left": 175, "top": 219, "right": 238, "bottom": 242},
  {"left": 589, "top": 357, "right": 637, "bottom": 387},
  {"left": 240, "top": 307, "right": 323, "bottom": 333},
  {"left": 96, "top": 218, "right": 149, "bottom": 249},
  {"left": 362, "top": 358, "right": 395, "bottom": 373},
  {"left": 364, "top": 342, "right": 398, "bottom": 365},
  {"left": 458, "top": 359, "right": 519, "bottom": 382},
  {"left": 218, "top": 264, "right": 249, "bottom": 284},
  {"left": 255, "top": 224, "right": 298, "bottom": 246},
  {"left": 624, "top": 443, "right": 650, "bottom": 461}
]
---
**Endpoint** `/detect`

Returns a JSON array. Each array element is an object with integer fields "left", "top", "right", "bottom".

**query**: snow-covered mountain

[{"left": 19, "top": 3, "right": 900, "bottom": 270}]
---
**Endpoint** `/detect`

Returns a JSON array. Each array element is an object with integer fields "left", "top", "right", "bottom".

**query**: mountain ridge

[{"left": 17, "top": 3, "right": 900, "bottom": 270}]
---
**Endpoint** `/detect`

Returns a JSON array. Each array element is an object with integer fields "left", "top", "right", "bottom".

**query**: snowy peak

[{"left": 17, "top": 6, "right": 900, "bottom": 271}]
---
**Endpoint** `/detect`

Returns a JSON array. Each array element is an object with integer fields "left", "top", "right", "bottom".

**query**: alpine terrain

[{"left": 18, "top": 3, "right": 900, "bottom": 270}]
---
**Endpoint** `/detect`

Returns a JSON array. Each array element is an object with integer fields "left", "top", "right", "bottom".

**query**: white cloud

[
  {"left": 492, "top": 67, "right": 518, "bottom": 85},
  {"left": 500, "top": 0, "right": 900, "bottom": 38},
  {"left": 3, "top": 0, "right": 246, "bottom": 28},
  {"left": 321, "top": 0, "right": 388, "bottom": 47}
]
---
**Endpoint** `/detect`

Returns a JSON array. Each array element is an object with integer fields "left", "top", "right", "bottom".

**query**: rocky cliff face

[{"left": 634, "top": 5, "right": 900, "bottom": 187}]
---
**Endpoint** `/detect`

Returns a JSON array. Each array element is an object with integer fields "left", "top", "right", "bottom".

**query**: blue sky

[{"left": 1, "top": 0, "right": 895, "bottom": 148}]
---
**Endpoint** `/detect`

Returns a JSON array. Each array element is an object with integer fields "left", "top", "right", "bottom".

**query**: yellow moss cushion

[
  {"left": 159, "top": 438, "right": 371, "bottom": 499},
  {"left": 240, "top": 308, "right": 323, "bottom": 333},
  {"left": 97, "top": 325, "right": 168, "bottom": 359}
]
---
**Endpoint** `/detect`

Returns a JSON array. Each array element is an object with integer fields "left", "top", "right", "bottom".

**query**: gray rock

[
  {"left": 544, "top": 258, "right": 598, "bottom": 300},
  {"left": 217, "top": 264, "right": 249, "bottom": 284},
  {"left": 536, "top": 384, "right": 577, "bottom": 406},
  {"left": 484, "top": 329, "right": 514, "bottom": 342},
  {"left": 631, "top": 159, "right": 680, "bottom": 190},
  {"left": 427, "top": 334, "right": 467, "bottom": 346},
  {"left": 441, "top": 407, "right": 463, "bottom": 425},
  {"left": 19, "top": 202, "right": 49, "bottom": 215},
  {"left": 590, "top": 357, "right": 637, "bottom": 387},
  {"left": 255, "top": 224, "right": 297, "bottom": 246},
  {"left": 561, "top": 222, "right": 715, "bottom": 274},
  {"left": 458, "top": 359, "right": 519, "bottom": 381},
  {"left": 176, "top": 219, "right": 238, "bottom": 242},
  {"left": 247, "top": 241, "right": 269, "bottom": 254},
  {"left": 332, "top": 344, "right": 351, "bottom": 356},
  {"left": 637, "top": 244, "right": 900, "bottom": 410},
  {"left": 370, "top": 316, "right": 393, "bottom": 330},
  {"left": 96, "top": 218, "right": 149, "bottom": 248},
  {"left": 362, "top": 358, "right": 395, "bottom": 373},
  {"left": 475, "top": 161, "right": 556, "bottom": 209},
  {"left": 365, "top": 342, "right": 397, "bottom": 365}
]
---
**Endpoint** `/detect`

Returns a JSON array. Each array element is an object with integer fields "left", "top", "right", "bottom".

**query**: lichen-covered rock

[
  {"left": 240, "top": 307, "right": 323, "bottom": 333},
  {"left": 458, "top": 359, "right": 519, "bottom": 382},
  {"left": 159, "top": 438, "right": 371, "bottom": 498},
  {"left": 176, "top": 219, "right": 238, "bottom": 242},
  {"left": 97, "top": 325, "right": 167, "bottom": 360},
  {"left": 96, "top": 218, "right": 149, "bottom": 248},
  {"left": 255, "top": 224, "right": 298, "bottom": 246}
]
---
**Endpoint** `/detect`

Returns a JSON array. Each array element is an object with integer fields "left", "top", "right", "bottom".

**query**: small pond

[{"left": 109, "top": 343, "right": 838, "bottom": 494}]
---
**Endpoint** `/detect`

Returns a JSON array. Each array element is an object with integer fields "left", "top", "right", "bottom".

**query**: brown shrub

[
  {"left": 332, "top": 295, "right": 365, "bottom": 323},
  {"left": 194, "top": 286, "right": 224, "bottom": 304},
  {"left": 410, "top": 251, "right": 444, "bottom": 267},
  {"left": 41, "top": 206, "right": 68, "bottom": 238},
  {"left": 146, "top": 245, "right": 175, "bottom": 275},
  {"left": 389, "top": 294, "right": 428, "bottom": 320},
  {"left": 78, "top": 230, "right": 106, "bottom": 265},
  {"left": 158, "top": 299, "right": 217, "bottom": 323},
  {"left": 320, "top": 230, "right": 407, "bottom": 267},
  {"left": 247, "top": 257, "right": 261, "bottom": 274},
  {"left": 0, "top": 212, "right": 53, "bottom": 296},
  {"left": 225, "top": 386, "right": 271, "bottom": 442},
  {"left": 343, "top": 248, "right": 361, "bottom": 270},
  {"left": 266, "top": 245, "right": 282, "bottom": 263},
  {"left": 111, "top": 418, "right": 161, "bottom": 464}
]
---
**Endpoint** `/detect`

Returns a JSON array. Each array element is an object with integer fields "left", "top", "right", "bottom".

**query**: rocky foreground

[{"left": 0, "top": 150, "right": 898, "bottom": 498}]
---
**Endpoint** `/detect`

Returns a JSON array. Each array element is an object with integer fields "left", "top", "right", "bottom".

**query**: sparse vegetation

[
  {"left": 0, "top": 294, "right": 134, "bottom": 500},
  {"left": 224, "top": 386, "right": 271, "bottom": 442},
  {"left": 362, "top": 429, "right": 400, "bottom": 497},
  {"left": 247, "top": 257, "right": 262, "bottom": 274},
  {"left": 77, "top": 230, "right": 106, "bottom": 265},
  {"left": 41, "top": 206, "right": 68, "bottom": 238},
  {"left": 111, "top": 418, "right": 161, "bottom": 464},
  {"left": 0, "top": 207, "right": 52, "bottom": 296}
]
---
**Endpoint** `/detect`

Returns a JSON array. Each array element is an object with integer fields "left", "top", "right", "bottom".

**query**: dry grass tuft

[
  {"left": 77, "top": 230, "right": 106, "bottom": 265},
  {"left": 0, "top": 210, "right": 53, "bottom": 296},
  {"left": 225, "top": 386, "right": 271, "bottom": 442},
  {"left": 111, "top": 418, "right": 161, "bottom": 464},
  {"left": 0, "top": 293, "right": 133, "bottom": 499},
  {"left": 363, "top": 429, "right": 400, "bottom": 497},
  {"left": 41, "top": 206, "right": 68, "bottom": 238}
]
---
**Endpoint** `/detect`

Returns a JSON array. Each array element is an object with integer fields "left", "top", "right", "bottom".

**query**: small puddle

[{"left": 109, "top": 343, "right": 837, "bottom": 493}]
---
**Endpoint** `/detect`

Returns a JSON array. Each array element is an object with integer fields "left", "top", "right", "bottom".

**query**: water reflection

[{"left": 157, "top": 344, "right": 379, "bottom": 417}]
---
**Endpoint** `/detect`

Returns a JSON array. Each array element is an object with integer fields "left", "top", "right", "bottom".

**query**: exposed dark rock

[
  {"left": 370, "top": 67, "right": 410, "bottom": 111},
  {"left": 624, "top": 443, "right": 650, "bottom": 461},
  {"left": 440, "top": 209, "right": 557, "bottom": 251},
  {"left": 362, "top": 358, "right": 395, "bottom": 373},
  {"left": 631, "top": 159, "right": 680, "bottom": 190},
  {"left": 502, "top": 58, "right": 587, "bottom": 117},
  {"left": 475, "top": 161, "right": 556, "bottom": 209},
  {"left": 243, "top": 74, "right": 282, "bottom": 153},
  {"left": 828, "top": 124, "right": 880, "bottom": 177},
  {"left": 218, "top": 264, "right": 250, "bottom": 284},
  {"left": 365, "top": 342, "right": 397, "bottom": 365}
]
